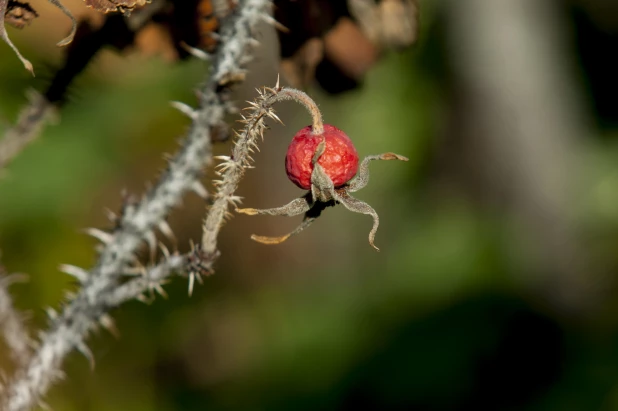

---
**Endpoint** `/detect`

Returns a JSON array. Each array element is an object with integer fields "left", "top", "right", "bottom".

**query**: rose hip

[{"left": 285, "top": 124, "right": 359, "bottom": 189}]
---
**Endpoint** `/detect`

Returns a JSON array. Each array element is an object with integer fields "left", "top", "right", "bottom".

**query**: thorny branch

[
  {"left": 0, "top": 265, "right": 31, "bottom": 370},
  {"left": 0, "top": 0, "right": 167, "bottom": 174},
  {"left": 0, "top": 1, "right": 273, "bottom": 409},
  {"left": 201, "top": 87, "right": 323, "bottom": 254},
  {"left": 1, "top": 0, "right": 77, "bottom": 74}
]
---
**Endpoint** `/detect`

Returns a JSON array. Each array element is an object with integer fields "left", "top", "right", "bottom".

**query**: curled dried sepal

[
  {"left": 335, "top": 191, "right": 380, "bottom": 251},
  {"left": 251, "top": 216, "right": 318, "bottom": 244},
  {"left": 238, "top": 151, "right": 408, "bottom": 250},
  {"left": 242, "top": 200, "right": 333, "bottom": 245},
  {"left": 47, "top": 0, "right": 77, "bottom": 46},
  {"left": 236, "top": 195, "right": 312, "bottom": 217}
]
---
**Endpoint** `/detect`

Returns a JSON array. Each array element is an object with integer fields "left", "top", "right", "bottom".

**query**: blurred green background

[{"left": 2, "top": 0, "right": 618, "bottom": 410}]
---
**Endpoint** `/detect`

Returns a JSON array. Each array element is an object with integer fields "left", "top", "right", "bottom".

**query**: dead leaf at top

[
  {"left": 1, "top": 0, "right": 34, "bottom": 74},
  {"left": 4, "top": 0, "right": 38, "bottom": 29}
]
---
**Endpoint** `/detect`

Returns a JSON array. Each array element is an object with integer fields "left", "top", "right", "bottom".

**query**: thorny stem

[
  {"left": 1, "top": 1, "right": 273, "bottom": 409},
  {"left": 279, "top": 87, "right": 324, "bottom": 134},
  {"left": 201, "top": 86, "right": 324, "bottom": 254}
]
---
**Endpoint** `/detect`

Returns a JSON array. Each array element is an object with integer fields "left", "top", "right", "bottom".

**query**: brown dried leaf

[
  {"left": 4, "top": 0, "right": 38, "bottom": 29},
  {"left": 84, "top": 0, "right": 150, "bottom": 14}
]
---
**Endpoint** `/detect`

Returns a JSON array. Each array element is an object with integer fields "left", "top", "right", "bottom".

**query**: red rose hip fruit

[{"left": 285, "top": 124, "right": 359, "bottom": 189}]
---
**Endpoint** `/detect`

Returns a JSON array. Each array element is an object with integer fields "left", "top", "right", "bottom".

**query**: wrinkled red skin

[{"left": 286, "top": 124, "right": 359, "bottom": 190}]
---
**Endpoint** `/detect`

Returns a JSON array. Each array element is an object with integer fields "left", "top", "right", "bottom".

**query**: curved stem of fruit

[
  {"left": 202, "top": 84, "right": 323, "bottom": 255},
  {"left": 275, "top": 88, "right": 324, "bottom": 134}
]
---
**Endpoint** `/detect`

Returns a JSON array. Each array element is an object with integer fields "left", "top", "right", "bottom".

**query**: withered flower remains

[{"left": 236, "top": 84, "right": 407, "bottom": 251}]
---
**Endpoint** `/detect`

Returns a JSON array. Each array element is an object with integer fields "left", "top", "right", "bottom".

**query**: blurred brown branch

[{"left": 0, "top": 91, "right": 55, "bottom": 174}]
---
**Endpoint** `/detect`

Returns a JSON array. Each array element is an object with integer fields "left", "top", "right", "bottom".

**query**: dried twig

[
  {"left": 445, "top": 0, "right": 594, "bottom": 314},
  {"left": 0, "top": 268, "right": 32, "bottom": 369},
  {"left": 0, "top": 1, "right": 272, "bottom": 409}
]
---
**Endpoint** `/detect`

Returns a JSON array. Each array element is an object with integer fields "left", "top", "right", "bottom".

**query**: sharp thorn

[
  {"left": 158, "top": 221, "right": 176, "bottom": 244},
  {"left": 170, "top": 101, "right": 197, "bottom": 119},
  {"left": 191, "top": 181, "right": 208, "bottom": 199},
  {"left": 83, "top": 228, "right": 114, "bottom": 244},
  {"left": 76, "top": 341, "right": 95, "bottom": 370},
  {"left": 58, "top": 264, "right": 88, "bottom": 283}
]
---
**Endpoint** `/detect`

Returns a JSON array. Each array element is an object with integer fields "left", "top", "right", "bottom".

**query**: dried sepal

[
  {"left": 347, "top": 152, "right": 409, "bottom": 193},
  {"left": 47, "top": 0, "right": 77, "bottom": 46},
  {"left": 334, "top": 190, "right": 380, "bottom": 251},
  {"left": 236, "top": 195, "right": 311, "bottom": 217}
]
